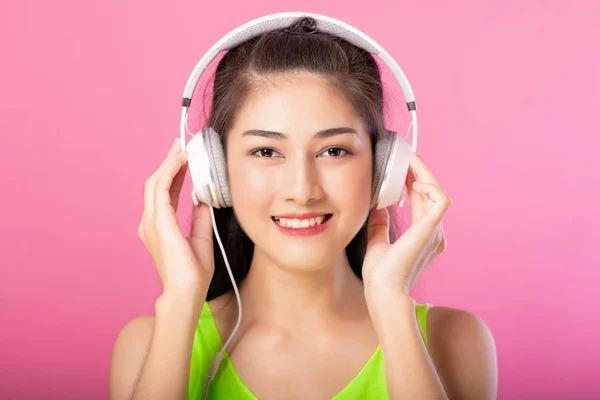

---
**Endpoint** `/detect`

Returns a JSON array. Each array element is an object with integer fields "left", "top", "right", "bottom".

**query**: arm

[
  {"left": 109, "top": 291, "right": 207, "bottom": 400},
  {"left": 368, "top": 291, "right": 448, "bottom": 400},
  {"left": 369, "top": 291, "right": 498, "bottom": 400},
  {"left": 111, "top": 137, "right": 215, "bottom": 399}
]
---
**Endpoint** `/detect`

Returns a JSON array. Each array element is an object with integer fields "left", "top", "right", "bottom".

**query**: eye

[
  {"left": 319, "top": 147, "right": 351, "bottom": 158},
  {"left": 251, "top": 148, "right": 282, "bottom": 158}
]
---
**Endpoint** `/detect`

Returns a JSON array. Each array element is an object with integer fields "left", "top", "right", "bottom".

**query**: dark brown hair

[{"left": 188, "top": 17, "right": 403, "bottom": 300}]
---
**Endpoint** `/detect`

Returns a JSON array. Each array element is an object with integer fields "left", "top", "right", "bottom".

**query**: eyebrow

[{"left": 241, "top": 127, "right": 358, "bottom": 139}]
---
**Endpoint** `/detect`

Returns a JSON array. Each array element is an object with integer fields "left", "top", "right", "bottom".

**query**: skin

[{"left": 109, "top": 71, "right": 498, "bottom": 400}]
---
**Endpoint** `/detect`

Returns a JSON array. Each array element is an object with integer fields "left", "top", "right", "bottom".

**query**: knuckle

[
  {"left": 138, "top": 215, "right": 152, "bottom": 232},
  {"left": 439, "top": 235, "right": 447, "bottom": 252},
  {"left": 144, "top": 177, "right": 154, "bottom": 191},
  {"left": 432, "top": 237, "right": 444, "bottom": 256},
  {"left": 138, "top": 230, "right": 146, "bottom": 242},
  {"left": 137, "top": 223, "right": 147, "bottom": 242},
  {"left": 444, "top": 194, "right": 452, "bottom": 208}
]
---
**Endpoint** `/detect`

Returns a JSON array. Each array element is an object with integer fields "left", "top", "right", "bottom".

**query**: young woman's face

[{"left": 226, "top": 72, "right": 373, "bottom": 271}]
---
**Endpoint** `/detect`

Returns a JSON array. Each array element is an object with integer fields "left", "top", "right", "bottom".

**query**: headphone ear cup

[
  {"left": 204, "top": 128, "right": 232, "bottom": 207},
  {"left": 186, "top": 128, "right": 231, "bottom": 208},
  {"left": 372, "top": 134, "right": 393, "bottom": 208},
  {"left": 371, "top": 130, "right": 413, "bottom": 209}
]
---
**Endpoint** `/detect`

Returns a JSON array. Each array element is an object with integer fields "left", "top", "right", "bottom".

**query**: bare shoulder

[
  {"left": 427, "top": 305, "right": 492, "bottom": 334},
  {"left": 427, "top": 306, "right": 498, "bottom": 400},
  {"left": 109, "top": 315, "right": 155, "bottom": 400}
]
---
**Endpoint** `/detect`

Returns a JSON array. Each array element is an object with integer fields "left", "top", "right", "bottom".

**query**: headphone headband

[{"left": 180, "top": 11, "right": 418, "bottom": 152}]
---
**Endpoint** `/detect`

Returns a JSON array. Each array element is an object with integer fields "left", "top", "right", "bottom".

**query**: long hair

[{"left": 187, "top": 17, "right": 403, "bottom": 301}]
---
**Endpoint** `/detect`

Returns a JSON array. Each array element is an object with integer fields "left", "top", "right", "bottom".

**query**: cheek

[
  {"left": 325, "top": 158, "right": 373, "bottom": 211},
  {"left": 228, "top": 160, "right": 273, "bottom": 215}
]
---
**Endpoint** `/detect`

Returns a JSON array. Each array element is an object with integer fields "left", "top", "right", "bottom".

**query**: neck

[{"left": 238, "top": 248, "right": 365, "bottom": 328}]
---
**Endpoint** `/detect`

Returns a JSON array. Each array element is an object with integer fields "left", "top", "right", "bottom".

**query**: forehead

[{"left": 230, "top": 72, "right": 365, "bottom": 138}]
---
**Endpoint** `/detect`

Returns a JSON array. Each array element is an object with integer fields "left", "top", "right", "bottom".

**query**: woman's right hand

[{"left": 138, "top": 138, "right": 215, "bottom": 300}]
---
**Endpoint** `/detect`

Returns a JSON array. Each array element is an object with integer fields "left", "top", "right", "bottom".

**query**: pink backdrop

[{"left": 1, "top": 0, "right": 598, "bottom": 399}]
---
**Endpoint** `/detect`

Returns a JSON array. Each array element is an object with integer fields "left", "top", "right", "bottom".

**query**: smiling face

[{"left": 225, "top": 72, "right": 373, "bottom": 272}]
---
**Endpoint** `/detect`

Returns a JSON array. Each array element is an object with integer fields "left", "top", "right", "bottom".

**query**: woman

[{"left": 110, "top": 17, "right": 498, "bottom": 400}]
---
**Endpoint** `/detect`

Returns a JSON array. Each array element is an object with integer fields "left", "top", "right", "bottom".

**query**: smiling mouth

[{"left": 271, "top": 214, "right": 333, "bottom": 229}]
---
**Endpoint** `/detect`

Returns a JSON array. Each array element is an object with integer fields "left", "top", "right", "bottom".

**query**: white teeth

[{"left": 274, "top": 215, "right": 329, "bottom": 229}]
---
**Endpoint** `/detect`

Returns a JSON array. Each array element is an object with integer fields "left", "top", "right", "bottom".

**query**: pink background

[{"left": 1, "top": 0, "right": 598, "bottom": 399}]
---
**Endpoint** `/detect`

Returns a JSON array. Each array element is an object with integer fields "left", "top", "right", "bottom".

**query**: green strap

[
  {"left": 187, "top": 302, "right": 223, "bottom": 399},
  {"left": 416, "top": 303, "right": 432, "bottom": 348}
]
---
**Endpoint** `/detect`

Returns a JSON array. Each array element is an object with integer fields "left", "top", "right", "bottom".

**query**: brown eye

[
  {"left": 320, "top": 147, "right": 350, "bottom": 158},
  {"left": 251, "top": 148, "right": 281, "bottom": 158}
]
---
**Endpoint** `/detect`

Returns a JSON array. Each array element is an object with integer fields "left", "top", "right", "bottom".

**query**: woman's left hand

[{"left": 362, "top": 152, "right": 451, "bottom": 299}]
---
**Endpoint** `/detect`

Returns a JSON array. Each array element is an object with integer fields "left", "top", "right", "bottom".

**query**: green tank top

[{"left": 187, "top": 301, "right": 432, "bottom": 399}]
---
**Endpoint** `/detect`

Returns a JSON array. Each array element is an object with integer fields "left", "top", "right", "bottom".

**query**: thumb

[
  {"left": 366, "top": 208, "right": 391, "bottom": 247},
  {"left": 191, "top": 202, "right": 214, "bottom": 245},
  {"left": 189, "top": 202, "right": 215, "bottom": 272}
]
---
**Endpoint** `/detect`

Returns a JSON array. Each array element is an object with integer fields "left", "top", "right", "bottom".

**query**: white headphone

[
  {"left": 181, "top": 11, "right": 418, "bottom": 212},
  {"left": 178, "top": 12, "right": 419, "bottom": 398}
]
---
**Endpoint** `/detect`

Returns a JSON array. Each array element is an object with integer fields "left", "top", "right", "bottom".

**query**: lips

[
  {"left": 271, "top": 212, "right": 332, "bottom": 219},
  {"left": 271, "top": 214, "right": 332, "bottom": 228},
  {"left": 271, "top": 213, "right": 333, "bottom": 236}
]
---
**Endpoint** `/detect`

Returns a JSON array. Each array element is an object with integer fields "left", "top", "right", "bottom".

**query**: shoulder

[
  {"left": 427, "top": 306, "right": 498, "bottom": 400},
  {"left": 112, "top": 315, "right": 155, "bottom": 355},
  {"left": 109, "top": 315, "right": 155, "bottom": 400},
  {"left": 427, "top": 305, "right": 493, "bottom": 340}
]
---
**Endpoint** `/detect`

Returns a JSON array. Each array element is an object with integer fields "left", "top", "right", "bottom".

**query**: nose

[{"left": 280, "top": 154, "right": 324, "bottom": 206}]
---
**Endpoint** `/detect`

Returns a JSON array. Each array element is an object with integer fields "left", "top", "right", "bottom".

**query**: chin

[
  {"left": 271, "top": 250, "right": 343, "bottom": 274},
  {"left": 242, "top": 212, "right": 364, "bottom": 272}
]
